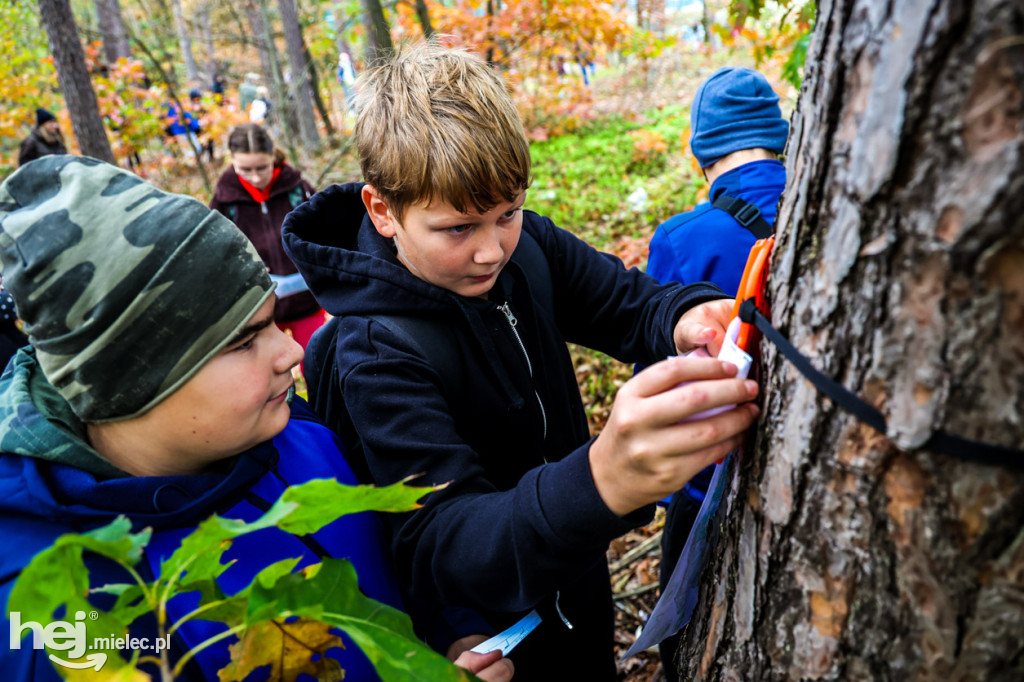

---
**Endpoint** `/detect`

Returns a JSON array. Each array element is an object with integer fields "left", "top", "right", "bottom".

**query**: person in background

[
  {"left": 211, "top": 73, "right": 226, "bottom": 105},
  {"left": 248, "top": 86, "right": 271, "bottom": 124},
  {"left": 238, "top": 72, "right": 260, "bottom": 113},
  {"left": 164, "top": 97, "right": 202, "bottom": 158},
  {"left": 0, "top": 155, "right": 512, "bottom": 682},
  {"left": 644, "top": 65, "right": 788, "bottom": 682},
  {"left": 188, "top": 88, "right": 215, "bottom": 161},
  {"left": 337, "top": 52, "right": 357, "bottom": 112},
  {"left": 17, "top": 108, "right": 67, "bottom": 166},
  {"left": 211, "top": 123, "right": 326, "bottom": 351}
]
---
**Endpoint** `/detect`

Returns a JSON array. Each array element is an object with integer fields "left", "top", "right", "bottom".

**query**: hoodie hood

[
  {"left": 283, "top": 182, "right": 463, "bottom": 320},
  {"left": 212, "top": 162, "right": 305, "bottom": 206}
]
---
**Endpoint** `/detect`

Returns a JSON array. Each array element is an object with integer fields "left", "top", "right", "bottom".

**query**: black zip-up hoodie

[{"left": 283, "top": 183, "right": 725, "bottom": 680}]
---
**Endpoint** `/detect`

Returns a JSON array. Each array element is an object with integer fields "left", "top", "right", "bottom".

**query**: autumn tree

[
  {"left": 674, "top": 0, "right": 1024, "bottom": 680},
  {"left": 362, "top": 0, "right": 393, "bottom": 65},
  {"left": 279, "top": 0, "right": 319, "bottom": 148},
  {"left": 37, "top": 0, "right": 115, "bottom": 163},
  {"left": 94, "top": 0, "right": 131, "bottom": 64},
  {"left": 170, "top": 0, "right": 199, "bottom": 82}
]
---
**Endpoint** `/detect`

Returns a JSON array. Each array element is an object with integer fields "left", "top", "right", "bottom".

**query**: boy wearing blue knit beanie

[
  {"left": 645, "top": 65, "right": 788, "bottom": 682},
  {"left": 648, "top": 66, "right": 789, "bottom": 295}
]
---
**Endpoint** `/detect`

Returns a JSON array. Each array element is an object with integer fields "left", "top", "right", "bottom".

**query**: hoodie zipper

[{"left": 497, "top": 301, "right": 548, "bottom": 443}]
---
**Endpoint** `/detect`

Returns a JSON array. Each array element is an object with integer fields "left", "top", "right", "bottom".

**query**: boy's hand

[
  {"left": 589, "top": 356, "right": 759, "bottom": 517},
  {"left": 673, "top": 299, "right": 734, "bottom": 356},
  {"left": 450, "top": 638, "right": 515, "bottom": 682}
]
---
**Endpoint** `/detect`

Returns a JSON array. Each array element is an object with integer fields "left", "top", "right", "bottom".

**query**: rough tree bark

[
  {"left": 93, "top": 0, "right": 131, "bottom": 64},
  {"left": 37, "top": 0, "right": 115, "bottom": 164},
  {"left": 676, "top": 0, "right": 1024, "bottom": 680},
  {"left": 278, "top": 0, "right": 319, "bottom": 148}
]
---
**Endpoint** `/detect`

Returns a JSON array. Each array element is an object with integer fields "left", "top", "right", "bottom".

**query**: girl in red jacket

[{"left": 210, "top": 123, "right": 326, "bottom": 350}]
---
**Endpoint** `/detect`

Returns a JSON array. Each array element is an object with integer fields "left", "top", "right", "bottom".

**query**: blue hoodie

[
  {"left": 647, "top": 159, "right": 786, "bottom": 295},
  {"left": 282, "top": 183, "right": 727, "bottom": 680},
  {"left": 0, "top": 348, "right": 471, "bottom": 681}
]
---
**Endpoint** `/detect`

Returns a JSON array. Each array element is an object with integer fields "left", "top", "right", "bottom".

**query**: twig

[
  {"left": 613, "top": 598, "right": 645, "bottom": 625},
  {"left": 609, "top": 529, "right": 663, "bottom": 574},
  {"left": 614, "top": 582, "right": 659, "bottom": 600},
  {"left": 313, "top": 135, "right": 354, "bottom": 189}
]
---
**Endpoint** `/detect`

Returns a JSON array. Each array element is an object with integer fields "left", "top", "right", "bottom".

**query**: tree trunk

[
  {"left": 170, "top": 0, "right": 200, "bottom": 82},
  {"left": 302, "top": 42, "right": 335, "bottom": 138},
  {"left": 413, "top": 0, "right": 434, "bottom": 40},
  {"left": 278, "top": 0, "right": 319, "bottom": 148},
  {"left": 332, "top": 1, "right": 354, "bottom": 58},
  {"left": 197, "top": 2, "right": 216, "bottom": 83},
  {"left": 37, "top": 0, "right": 115, "bottom": 164},
  {"left": 245, "top": 0, "right": 275, "bottom": 90},
  {"left": 94, "top": 0, "right": 130, "bottom": 64},
  {"left": 361, "top": 0, "right": 392, "bottom": 66},
  {"left": 701, "top": 0, "right": 712, "bottom": 46},
  {"left": 675, "top": 0, "right": 1024, "bottom": 679},
  {"left": 254, "top": 0, "right": 301, "bottom": 164}
]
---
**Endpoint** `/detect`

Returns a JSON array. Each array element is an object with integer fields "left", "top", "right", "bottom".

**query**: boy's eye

[
  {"left": 446, "top": 224, "right": 473, "bottom": 234},
  {"left": 501, "top": 208, "right": 520, "bottom": 220},
  {"left": 232, "top": 337, "right": 256, "bottom": 352}
]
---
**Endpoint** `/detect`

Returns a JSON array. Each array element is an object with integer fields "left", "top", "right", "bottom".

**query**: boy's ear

[{"left": 362, "top": 184, "right": 397, "bottom": 238}]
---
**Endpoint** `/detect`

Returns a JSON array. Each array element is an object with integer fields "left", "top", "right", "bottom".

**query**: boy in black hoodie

[{"left": 283, "top": 42, "right": 759, "bottom": 680}]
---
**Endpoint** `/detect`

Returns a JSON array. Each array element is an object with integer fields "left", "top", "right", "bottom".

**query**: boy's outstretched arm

[{"left": 589, "top": 356, "right": 759, "bottom": 517}]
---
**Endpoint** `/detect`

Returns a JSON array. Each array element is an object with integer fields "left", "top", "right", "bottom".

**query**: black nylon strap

[
  {"left": 738, "top": 298, "right": 1023, "bottom": 470},
  {"left": 712, "top": 196, "right": 774, "bottom": 239}
]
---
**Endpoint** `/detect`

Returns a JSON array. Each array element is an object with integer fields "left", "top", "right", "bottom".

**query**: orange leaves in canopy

[{"left": 393, "top": 1, "right": 631, "bottom": 136}]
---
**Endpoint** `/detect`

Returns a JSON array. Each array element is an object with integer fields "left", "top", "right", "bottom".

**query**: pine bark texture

[
  {"left": 37, "top": 0, "right": 115, "bottom": 164},
  {"left": 676, "top": 0, "right": 1024, "bottom": 680}
]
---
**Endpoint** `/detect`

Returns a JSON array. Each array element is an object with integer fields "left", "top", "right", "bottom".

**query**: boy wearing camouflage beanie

[{"left": 0, "top": 157, "right": 505, "bottom": 681}]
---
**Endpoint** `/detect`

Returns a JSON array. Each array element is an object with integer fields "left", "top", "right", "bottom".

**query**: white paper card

[{"left": 469, "top": 609, "right": 542, "bottom": 657}]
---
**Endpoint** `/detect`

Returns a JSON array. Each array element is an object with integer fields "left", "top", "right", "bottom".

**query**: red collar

[{"left": 237, "top": 166, "right": 282, "bottom": 203}]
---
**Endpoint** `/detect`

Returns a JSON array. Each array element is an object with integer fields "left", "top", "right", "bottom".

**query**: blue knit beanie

[{"left": 689, "top": 67, "right": 789, "bottom": 169}]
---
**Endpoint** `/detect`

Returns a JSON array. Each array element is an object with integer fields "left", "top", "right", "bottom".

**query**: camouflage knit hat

[{"left": 0, "top": 156, "right": 274, "bottom": 422}]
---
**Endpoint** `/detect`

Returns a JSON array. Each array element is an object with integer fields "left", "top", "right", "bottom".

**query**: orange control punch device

[{"left": 730, "top": 235, "right": 774, "bottom": 353}]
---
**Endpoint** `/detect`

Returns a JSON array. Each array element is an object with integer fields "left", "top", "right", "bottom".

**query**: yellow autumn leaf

[{"left": 219, "top": 618, "right": 345, "bottom": 682}]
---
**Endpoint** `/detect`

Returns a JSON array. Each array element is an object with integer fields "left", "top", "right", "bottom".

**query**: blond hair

[{"left": 354, "top": 42, "right": 532, "bottom": 221}]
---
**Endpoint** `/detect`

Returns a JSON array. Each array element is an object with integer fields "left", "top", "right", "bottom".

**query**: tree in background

[
  {"left": 676, "top": 0, "right": 1024, "bottom": 679},
  {"left": 415, "top": 0, "right": 631, "bottom": 136},
  {"left": 170, "top": 0, "right": 199, "bottom": 82},
  {"left": 37, "top": 0, "right": 115, "bottom": 163},
  {"left": 362, "top": 0, "right": 394, "bottom": 65},
  {"left": 94, "top": 0, "right": 131, "bottom": 64},
  {"left": 279, "top": 0, "right": 320, "bottom": 148}
]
